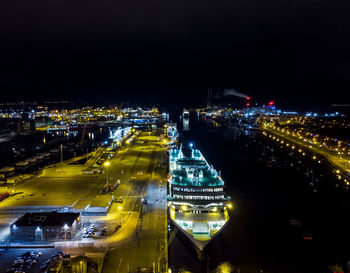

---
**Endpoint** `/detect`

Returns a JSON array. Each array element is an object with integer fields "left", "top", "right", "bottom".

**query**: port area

[
  {"left": 101, "top": 131, "right": 168, "bottom": 273},
  {"left": 0, "top": 131, "right": 168, "bottom": 273}
]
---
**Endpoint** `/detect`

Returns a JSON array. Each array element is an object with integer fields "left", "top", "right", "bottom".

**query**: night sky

[{"left": 0, "top": 0, "right": 349, "bottom": 110}]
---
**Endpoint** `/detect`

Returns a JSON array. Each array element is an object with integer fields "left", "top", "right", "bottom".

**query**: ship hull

[
  {"left": 167, "top": 147, "right": 232, "bottom": 258},
  {"left": 170, "top": 212, "right": 229, "bottom": 253}
]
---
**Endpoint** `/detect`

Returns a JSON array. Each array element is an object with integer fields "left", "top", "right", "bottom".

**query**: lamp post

[
  {"left": 63, "top": 224, "right": 68, "bottom": 240},
  {"left": 104, "top": 161, "right": 110, "bottom": 194}
]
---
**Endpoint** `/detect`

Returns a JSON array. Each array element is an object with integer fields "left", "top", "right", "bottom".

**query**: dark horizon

[
  {"left": 0, "top": 0, "right": 349, "bottom": 111},
  {"left": 0, "top": 85, "right": 348, "bottom": 113}
]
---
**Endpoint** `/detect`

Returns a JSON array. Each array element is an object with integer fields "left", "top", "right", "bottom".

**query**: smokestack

[{"left": 207, "top": 88, "right": 212, "bottom": 108}]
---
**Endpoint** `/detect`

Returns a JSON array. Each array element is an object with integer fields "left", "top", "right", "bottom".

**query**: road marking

[{"left": 117, "top": 257, "right": 123, "bottom": 273}]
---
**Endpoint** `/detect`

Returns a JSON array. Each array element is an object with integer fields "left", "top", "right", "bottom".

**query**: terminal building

[{"left": 10, "top": 211, "right": 81, "bottom": 240}]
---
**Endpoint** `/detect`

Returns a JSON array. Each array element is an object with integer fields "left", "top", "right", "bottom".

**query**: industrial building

[{"left": 10, "top": 211, "right": 81, "bottom": 240}]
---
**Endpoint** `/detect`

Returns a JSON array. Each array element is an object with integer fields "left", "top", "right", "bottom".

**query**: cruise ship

[{"left": 167, "top": 146, "right": 231, "bottom": 252}]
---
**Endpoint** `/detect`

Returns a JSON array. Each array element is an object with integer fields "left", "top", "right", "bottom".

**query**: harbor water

[{"left": 168, "top": 110, "right": 350, "bottom": 273}]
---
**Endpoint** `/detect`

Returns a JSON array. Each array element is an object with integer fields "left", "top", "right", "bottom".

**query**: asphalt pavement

[
  {"left": 0, "top": 131, "right": 168, "bottom": 273},
  {"left": 102, "top": 131, "right": 168, "bottom": 273}
]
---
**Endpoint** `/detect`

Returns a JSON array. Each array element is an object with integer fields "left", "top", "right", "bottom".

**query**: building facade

[{"left": 10, "top": 211, "right": 80, "bottom": 240}]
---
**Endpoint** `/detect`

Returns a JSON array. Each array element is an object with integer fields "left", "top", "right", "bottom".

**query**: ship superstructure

[
  {"left": 182, "top": 110, "right": 190, "bottom": 131},
  {"left": 182, "top": 110, "right": 190, "bottom": 120},
  {"left": 165, "top": 123, "right": 179, "bottom": 144},
  {"left": 167, "top": 146, "right": 231, "bottom": 251}
]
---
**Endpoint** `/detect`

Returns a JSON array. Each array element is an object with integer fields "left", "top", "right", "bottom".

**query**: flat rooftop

[
  {"left": 13, "top": 211, "right": 80, "bottom": 227},
  {"left": 89, "top": 195, "right": 113, "bottom": 208}
]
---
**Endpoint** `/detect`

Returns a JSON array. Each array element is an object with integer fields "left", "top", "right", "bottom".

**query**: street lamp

[
  {"left": 80, "top": 260, "right": 83, "bottom": 273},
  {"left": 104, "top": 161, "right": 110, "bottom": 194},
  {"left": 63, "top": 224, "right": 69, "bottom": 240}
]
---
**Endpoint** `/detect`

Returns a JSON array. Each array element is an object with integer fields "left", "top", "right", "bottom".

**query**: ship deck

[
  {"left": 171, "top": 168, "right": 224, "bottom": 187},
  {"left": 173, "top": 211, "right": 226, "bottom": 222},
  {"left": 169, "top": 149, "right": 225, "bottom": 187}
]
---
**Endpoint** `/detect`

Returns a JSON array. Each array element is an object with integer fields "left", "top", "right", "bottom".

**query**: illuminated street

[
  {"left": 101, "top": 132, "right": 168, "bottom": 272},
  {"left": 262, "top": 124, "right": 350, "bottom": 179},
  {"left": 0, "top": 130, "right": 168, "bottom": 272}
]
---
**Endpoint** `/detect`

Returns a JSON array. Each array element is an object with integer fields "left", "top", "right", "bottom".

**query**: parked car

[{"left": 101, "top": 227, "right": 107, "bottom": 235}]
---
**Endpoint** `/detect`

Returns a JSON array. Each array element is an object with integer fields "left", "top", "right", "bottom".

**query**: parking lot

[
  {"left": 0, "top": 248, "right": 59, "bottom": 273},
  {"left": 0, "top": 168, "right": 104, "bottom": 209}
]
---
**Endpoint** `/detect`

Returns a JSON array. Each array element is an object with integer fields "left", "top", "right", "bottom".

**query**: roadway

[
  {"left": 0, "top": 131, "right": 168, "bottom": 272},
  {"left": 101, "top": 131, "right": 168, "bottom": 273},
  {"left": 263, "top": 126, "right": 350, "bottom": 178}
]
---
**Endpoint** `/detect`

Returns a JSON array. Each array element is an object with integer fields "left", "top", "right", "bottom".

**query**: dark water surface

[{"left": 169, "top": 111, "right": 350, "bottom": 273}]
